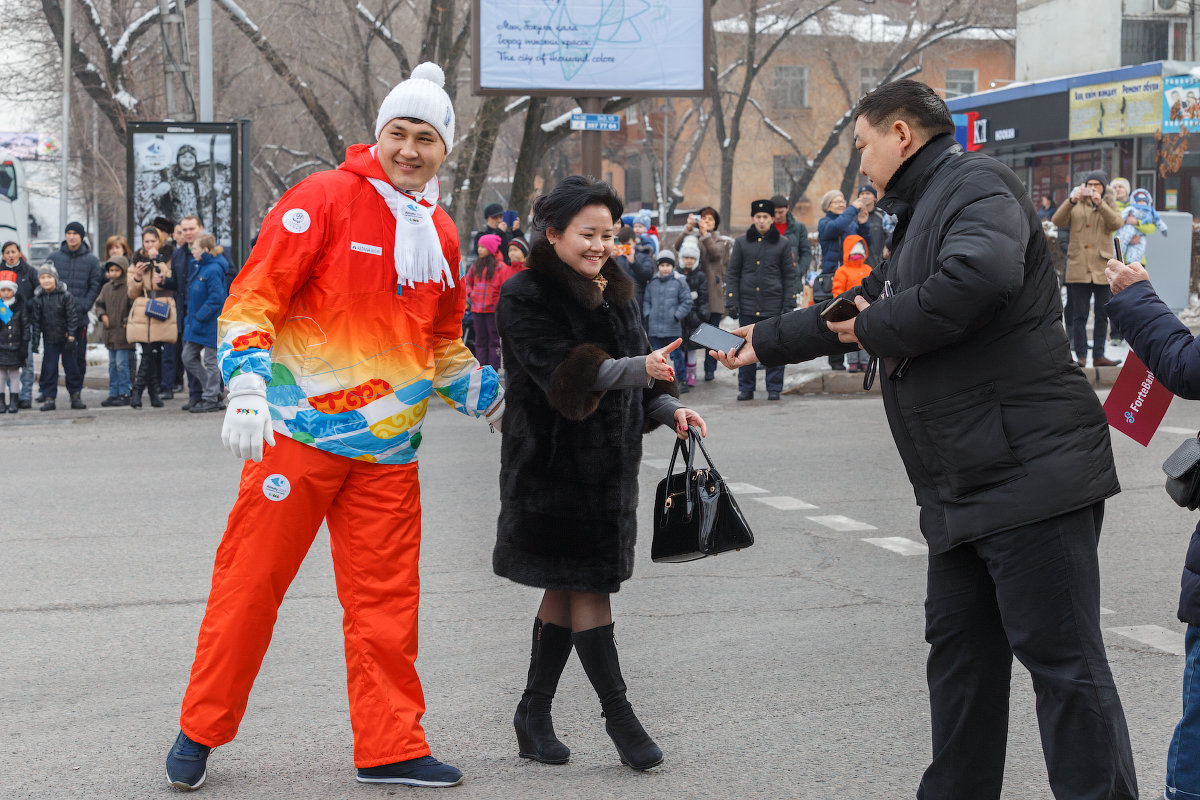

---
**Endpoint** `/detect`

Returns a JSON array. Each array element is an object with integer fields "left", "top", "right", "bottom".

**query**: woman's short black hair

[
  {"left": 854, "top": 79, "right": 955, "bottom": 138},
  {"left": 531, "top": 175, "right": 623, "bottom": 240},
  {"left": 1, "top": 241, "right": 19, "bottom": 254}
]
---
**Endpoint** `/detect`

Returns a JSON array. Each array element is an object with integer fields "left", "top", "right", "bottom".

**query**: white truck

[{"left": 0, "top": 156, "right": 31, "bottom": 253}]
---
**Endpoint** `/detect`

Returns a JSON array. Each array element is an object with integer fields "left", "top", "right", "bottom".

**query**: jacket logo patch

[
  {"left": 350, "top": 241, "right": 384, "bottom": 256},
  {"left": 281, "top": 208, "right": 311, "bottom": 234},
  {"left": 262, "top": 474, "right": 291, "bottom": 502}
]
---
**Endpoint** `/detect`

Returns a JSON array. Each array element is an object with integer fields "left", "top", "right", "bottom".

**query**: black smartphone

[
  {"left": 1113, "top": 235, "right": 1123, "bottom": 263},
  {"left": 688, "top": 322, "right": 745, "bottom": 354},
  {"left": 820, "top": 296, "right": 860, "bottom": 323}
]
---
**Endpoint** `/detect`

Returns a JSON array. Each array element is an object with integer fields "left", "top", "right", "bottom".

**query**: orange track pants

[{"left": 179, "top": 434, "right": 431, "bottom": 767}]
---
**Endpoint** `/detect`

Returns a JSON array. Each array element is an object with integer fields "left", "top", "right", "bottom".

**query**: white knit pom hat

[{"left": 374, "top": 62, "right": 456, "bottom": 153}]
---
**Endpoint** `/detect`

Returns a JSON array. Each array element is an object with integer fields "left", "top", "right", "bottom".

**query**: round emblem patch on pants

[{"left": 262, "top": 474, "right": 291, "bottom": 502}]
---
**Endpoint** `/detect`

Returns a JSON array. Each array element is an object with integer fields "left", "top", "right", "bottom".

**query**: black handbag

[
  {"left": 1163, "top": 433, "right": 1200, "bottom": 510},
  {"left": 651, "top": 427, "right": 754, "bottom": 562}
]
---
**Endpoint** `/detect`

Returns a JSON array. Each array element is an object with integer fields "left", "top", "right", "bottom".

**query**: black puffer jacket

[
  {"left": 31, "top": 283, "right": 83, "bottom": 346},
  {"left": 683, "top": 265, "right": 709, "bottom": 334},
  {"left": 754, "top": 133, "right": 1119, "bottom": 554},
  {"left": 726, "top": 225, "right": 796, "bottom": 319},
  {"left": 0, "top": 295, "right": 29, "bottom": 367},
  {"left": 493, "top": 237, "right": 677, "bottom": 592}
]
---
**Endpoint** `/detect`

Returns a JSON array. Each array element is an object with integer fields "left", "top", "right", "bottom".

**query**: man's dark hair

[
  {"left": 617, "top": 225, "right": 635, "bottom": 244},
  {"left": 531, "top": 175, "right": 624, "bottom": 239},
  {"left": 769, "top": 195, "right": 789, "bottom": 210},
  {"left": 854, "top": 79, "right": 955, "bottom": 138}
]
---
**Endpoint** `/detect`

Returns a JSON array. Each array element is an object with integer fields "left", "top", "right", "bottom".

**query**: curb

[{"left": 783, "top": 365, "right": 1123, "bottom": 396}]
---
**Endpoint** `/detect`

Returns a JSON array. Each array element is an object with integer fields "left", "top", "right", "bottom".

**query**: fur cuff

[{"left": 547, "top": 343, "right": 610, "bottom": 421}]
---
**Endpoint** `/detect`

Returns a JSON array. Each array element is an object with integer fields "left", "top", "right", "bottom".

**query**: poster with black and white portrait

[{"left": 127, "top": 122, "right": 241, "bottom": 255}]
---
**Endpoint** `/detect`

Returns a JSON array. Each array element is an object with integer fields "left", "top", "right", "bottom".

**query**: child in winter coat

[
  {"left": 0, "top": 269, "right": 29, "bottom": 413},
  {"left": 181, "top": 234, "right": 228, "bottom": 413},
  {"left": 642, "top": 250, "right": 691, "bottom": 389},
  {"left": 30, "top": 264, "right": 84, "bottom": 411},
  {"left": 832, "top": 235, "right": 872, "bottom": 373},
  {"left": 677, "top": 239, "right": 708, "bottom": 392},
  {"left": 93, "top": 255, "right": 137, "bottom": 406},
  {"left": 1117, "top": 187, "right": 1168, "bottom": 265},
  {"left": 465, "top": 233, "right": 506, "bottom": 371},
  {"left": 505, "top": 239, "right": 528, "bottom": 274}
]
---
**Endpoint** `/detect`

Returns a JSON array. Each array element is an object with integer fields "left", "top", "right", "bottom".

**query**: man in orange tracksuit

[{"left": 164, "top": 62, "right": 503, "bottom": 791}]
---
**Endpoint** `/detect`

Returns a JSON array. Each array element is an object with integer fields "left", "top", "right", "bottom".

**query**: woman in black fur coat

[{"left": 495, "top": 176, "right": 707, "bottom": 772}]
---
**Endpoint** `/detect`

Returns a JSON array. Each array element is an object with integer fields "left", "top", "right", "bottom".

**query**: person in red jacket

[
  {"left": 466, "top": 232, "right": 505, "bottom": 370},
  {"left": 164, "top": 62, "right": 502, "bottom": 792},
  {"left": 831, "top": 235, "right": 872, "bottom": 372}
]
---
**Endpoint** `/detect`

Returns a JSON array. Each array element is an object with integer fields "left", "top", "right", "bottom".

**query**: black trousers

[
  {"left": 917, "top": 502, "right": 1137, "bottom": 800},
  {"left": 1066, "top": 283, "right": 1111, "bottom": 360}
]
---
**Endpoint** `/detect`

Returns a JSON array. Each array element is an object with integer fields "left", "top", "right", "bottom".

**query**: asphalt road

[{"left": 1, "top": 372, "right": 1193, "bottom": 799}]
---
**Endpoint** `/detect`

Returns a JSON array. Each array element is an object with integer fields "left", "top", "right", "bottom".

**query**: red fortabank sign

[{"left": 1103, "top": 350, "right": 1174, "bottom": 446}]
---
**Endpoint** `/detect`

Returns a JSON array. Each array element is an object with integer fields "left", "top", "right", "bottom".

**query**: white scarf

[{"left": 366, "top": 147, "right": 455, "bottom": 289}]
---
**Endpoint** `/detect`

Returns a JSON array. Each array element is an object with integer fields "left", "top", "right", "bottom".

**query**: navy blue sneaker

[
  {"left": 165, "top": 730, "right": 211, "bottom": 791},
  {"left": 356, "top": 755, "right": 463, "bottom": 787}
]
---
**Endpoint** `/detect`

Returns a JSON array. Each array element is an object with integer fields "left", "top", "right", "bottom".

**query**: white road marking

[
  {"left": 1101, "top": 607, "right": 1116, "bottom": 616},
  {"left": 1160, "top": 426, "right": 1196, "bottom": 436},
  {"left": 1106, "top": 625, "right": 1186, "bottom": 655},
  {"left": 642, "top": 459, "right": 671, "bottom": 469},
  {"left": 807, "top": 515, "right": 878, "bottom": 532},
  {"left": 754, "top": 496, "right": 819, "bottom": 510},
  {"left": 863, "top": 537, "right": 928, "bottom": 556},
  {"left": 725, "top": 482, "right": 767, "bottom": 494}
]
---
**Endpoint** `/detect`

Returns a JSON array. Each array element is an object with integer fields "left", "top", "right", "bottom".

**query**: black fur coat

[{"left": 493, "top": 237, "right": 677, "bottom": 592}]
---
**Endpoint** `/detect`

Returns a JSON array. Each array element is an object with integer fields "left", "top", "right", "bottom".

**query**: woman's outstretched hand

[
  {"left": 673, "top": 408, "right": 707, "bottom": 439},
  {"left": 647, "top": 338, "right": 681, "bottom": 382}
]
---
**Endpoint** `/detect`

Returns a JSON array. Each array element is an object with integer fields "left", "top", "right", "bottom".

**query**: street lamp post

[{"left": 60, "top": 0, "right": 72, "bottom": 232}]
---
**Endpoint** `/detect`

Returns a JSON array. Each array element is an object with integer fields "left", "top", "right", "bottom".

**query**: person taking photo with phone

[
  {"left": 1051, "top": 171, "right": 1124, "bottom": 367},
  {"left": 713, "top": 79, "right": 1135, "bottom": 800}
]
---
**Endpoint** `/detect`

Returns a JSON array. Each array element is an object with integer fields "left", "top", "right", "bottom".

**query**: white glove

[{"left": 221, "top": 374, "right": 276, "bottom": 462}]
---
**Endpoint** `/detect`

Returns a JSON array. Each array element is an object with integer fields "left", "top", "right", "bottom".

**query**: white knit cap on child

[{"left": 374, "top": 62, "right": 456, "bottom": 153}]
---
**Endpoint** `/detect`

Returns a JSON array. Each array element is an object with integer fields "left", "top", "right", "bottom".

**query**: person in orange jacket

[
  {"left": 831, "top": 234, "right": 872, "bottom": 372},
  {"left": 164, "top": 62, "right": 503, "bottom": 792}
]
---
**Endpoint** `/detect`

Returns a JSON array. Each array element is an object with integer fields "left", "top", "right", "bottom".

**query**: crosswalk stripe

[
  {"left": 807, "top": 515, "right": 877, "bottom": 531},
  {"left": 725, "top": 482, "right": 767, "bottom": 494},
  {"left": 1100, "top": 607, "right": 1116, "bottom": 615},
  {"left": 753, "top": 496, "right": 819, "bottom": 510},
  {"left": 1106, "top": 624, "right": 1186, "bottom": 655},
  {"left": 863, "top": 537, "right": 928, "bottom": 555}
]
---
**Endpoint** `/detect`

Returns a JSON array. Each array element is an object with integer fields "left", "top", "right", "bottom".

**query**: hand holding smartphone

[
  {"left": 820, "top": 296, "right": 861, "bottom": 323},
  {"left": 688, "top": 322, "right": 745, "bottom": 354}
]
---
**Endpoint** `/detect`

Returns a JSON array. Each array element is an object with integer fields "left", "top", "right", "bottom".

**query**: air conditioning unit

[{"left": 1152, "top": 0, "right": 1189, "bottom": 16}]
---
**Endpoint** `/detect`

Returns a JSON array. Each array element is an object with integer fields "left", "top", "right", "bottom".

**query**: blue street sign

[{"left": 570, "top": 113, "right": 622, "bottom": 132}]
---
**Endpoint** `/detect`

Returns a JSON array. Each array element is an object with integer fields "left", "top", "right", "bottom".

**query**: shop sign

[
  {"left": 1069, "top": 77, "right": 1162, "bottom": 141},
  {"left": 1162, "top": 75, "right": 1200, "bottom": 135}
]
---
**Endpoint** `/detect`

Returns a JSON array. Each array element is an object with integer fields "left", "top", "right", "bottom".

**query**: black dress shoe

[
  {"left": 737, "top": 391, "right": 753, "bottom": 401},
  {"left": 17, "top": 399, "right": 31, "bottom": 409},
  {"left": 160, "top": 388, "right": 174, "bottom": 400},
  {"left": 768, "top": 391, "right": 781, "bottom": 401},
  {"left": 181, "top": 402, "right": 193, "bottom": 411},
  {"left": 189, "top": 400, "right": 219, "bottom": 413},
  {"left": 703, "top": 372, "right": 715, "bottom": 382}
]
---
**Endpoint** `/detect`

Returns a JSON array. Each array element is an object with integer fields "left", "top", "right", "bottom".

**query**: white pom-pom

[{"left": 410, "top": 62, "right": 445, "bottom": 88}]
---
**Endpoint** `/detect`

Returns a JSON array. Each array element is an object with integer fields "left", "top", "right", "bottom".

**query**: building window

[
  {"left": 860, "top": 66, "right": 883, "bottom": 98},
  {"left": 772, "top": 65, "right": 808, "bottom": 109},
  {"left": 1122, "top": 19, "right": 1171, "bottom": 65},
  {"left": 773, "top": 154, "right": 803, "bottom": 197},
  {"left": 944, "top": 68, "right": 977, "bottom": 99}
]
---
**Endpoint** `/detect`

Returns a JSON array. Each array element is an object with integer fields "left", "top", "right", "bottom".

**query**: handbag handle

[{"left": 661, "top": 429, "right": 700, "bottom": 524}]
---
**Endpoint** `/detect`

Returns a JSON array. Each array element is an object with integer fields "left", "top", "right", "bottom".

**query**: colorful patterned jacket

[{"left": 217, "top": 144, "right": 501, "bottom": 464}]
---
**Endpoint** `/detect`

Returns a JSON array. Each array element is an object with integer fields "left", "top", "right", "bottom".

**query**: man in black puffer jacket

[
  {"left": 725, "top": 198, "right": 795, "bottom": 401},
  {"left": 717, "top": 81, "right": 1135, "bottom": 800},
  {"left": 47, "top": 221, "right": 101, "bottom": 381}
]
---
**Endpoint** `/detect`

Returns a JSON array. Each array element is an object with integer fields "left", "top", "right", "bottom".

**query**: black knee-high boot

[
  {"left": 147, "top": 346, "right": 163, "bottom": 408},
  {"left": 130, "top": 348, "right": 148, "bottom": 408},
  {"left": 514, "top": 619, "right": 573, "bottom": 764},
  {"left": 572, "top": 623, "right": 662, "bottom": 770}
]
